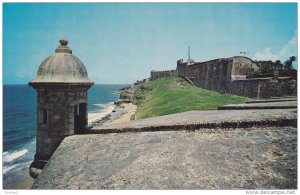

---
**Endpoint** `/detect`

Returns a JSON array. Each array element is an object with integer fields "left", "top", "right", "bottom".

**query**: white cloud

[
  {"left": 253, "top": 48, "right": 279, "bottom": 61},
  {"left": 16, "top": 65, "right": 35, "bottom": 79},
  {"left": 278, "top": 33, "right": 297, "bottom": 61},
  {"left": 253, "top": 31, "right": 297, "bottom": 62}
]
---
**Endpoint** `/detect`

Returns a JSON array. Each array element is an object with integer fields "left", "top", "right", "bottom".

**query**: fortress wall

[
  {"left": 150, "top": 70, "right": 177, "bottom": 80},
  {"left": 231, "top": 57, "right": 259, "bottom": 79},
  {"left": 229, "top": 78, "right": 297, "bottom": 98},
  {"left": 259, "top": 79, "right": 297, "bottom": 98},
  {"left": 151, "top": 56, "right": 296, "bottom": 98},
  {"left": 229, "top": 79, "right": 263, "bottom": 98},
  {"left": 180, "top": 57, "right": 295, "bottom": 98},
  {"left": 176, "top": 59, "right": 185, "bottom": 77},
  {"left": 181, "top": 58, "right": 233, "bottom": 93}
]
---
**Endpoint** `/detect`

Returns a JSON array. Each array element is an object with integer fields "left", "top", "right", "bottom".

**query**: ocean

[{"left": 3, "top": 84, "right": 127, "bottom": 188}]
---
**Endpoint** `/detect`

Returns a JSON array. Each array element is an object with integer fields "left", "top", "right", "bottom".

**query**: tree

[
  {"left": 290, "top": 56, "right": 297, "bottom": 70},
  {"left": 284, "top": 56, "right": 297, "bottom": 70},
  {"left": 290, "top": 56, "right": 297, "bottom": 62}
]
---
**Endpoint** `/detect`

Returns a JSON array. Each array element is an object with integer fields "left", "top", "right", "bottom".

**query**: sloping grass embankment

[{"left": 133, "top": 76, "right": 250, "bottom": 119}]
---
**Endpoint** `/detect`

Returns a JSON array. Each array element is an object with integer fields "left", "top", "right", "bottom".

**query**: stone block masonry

[
  {"left": 150, "top": 70, "right": 177, "bottom": 80},
  {"left": 151, "top": 56, "right": 296, "bottom": 98},
  {"left": 230, "top": 78, "right": 297, "bottom": 98},
  {"left": 34, "top": 85, "right": 89, "bottom": 161},
  {"left": 177, "top": 58, "right": 234, "bottom": 93}
]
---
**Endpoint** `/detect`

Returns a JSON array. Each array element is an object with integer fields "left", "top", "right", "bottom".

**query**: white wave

[
  {"left": 88, "top": 102, "right": 115, "bottom": 124},
  {"left": 3, "top": 164, "right": 19, "bottom": 174},
  {"left": 93, "top": 103, "right": 107, "bottom": 108},
  {"left": 3, "top": 148, "right": 28, "bottom": 162},
  {"left": 3, "top": 161, "right": 32, "bottom": 175},
  {"left": 93, "top": 102, "right": 114, "bottom": 109}
]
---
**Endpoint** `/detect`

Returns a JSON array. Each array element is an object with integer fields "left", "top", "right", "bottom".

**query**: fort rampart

[
  {"left": 150, "top": 70, "right": 177, "bottom": 80},
  {"left": 151, "top": 56, "right": 296, "bottom": 98}
]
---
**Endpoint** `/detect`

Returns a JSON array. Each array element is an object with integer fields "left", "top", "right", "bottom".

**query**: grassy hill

[{"left": 133, "top": 76, "right": 250, "bottom": 119}]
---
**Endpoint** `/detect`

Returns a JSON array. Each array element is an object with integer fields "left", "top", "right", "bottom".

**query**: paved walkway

[
  {"left": 32, "top": 96, "right": 298, "bottom": 189},
  {"left": 270, "top": 96, "right": 297, "bottom": 99},
  {"left": 219, "top": 96, "right": 297, "bottom": 110},
  {"left": 218, "top": 101, "right": 297, "bottom": 110},
  {"left": 245, "top": 98, "right": 296, "bottom": 104},
  {"left": 90, "top": 109, "right": 296, "bottom": 134},
  {"left": 33, "top": 126, "right": 297, "bottom": 189}
]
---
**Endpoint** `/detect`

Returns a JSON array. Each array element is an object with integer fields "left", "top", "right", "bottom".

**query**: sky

[{"left": 3, "top": 3, "right": 298, "bottom": 84}]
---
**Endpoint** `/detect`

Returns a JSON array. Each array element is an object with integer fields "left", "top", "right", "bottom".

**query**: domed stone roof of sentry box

[{"left": 29, "top": 38, "right": 94, "bottom": 85}]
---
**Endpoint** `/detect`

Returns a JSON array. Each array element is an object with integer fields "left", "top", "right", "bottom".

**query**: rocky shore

[
  {"left": 88, "top": 102, "right": 138, "bottom": 128},
  {"left": 88, "top": 79, "right": 145, "bottom": 128}
]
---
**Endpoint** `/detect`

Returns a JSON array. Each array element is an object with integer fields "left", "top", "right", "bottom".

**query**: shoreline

[
  {"left": 88, "top": 102, "right": 137, "bottom": 128},
  {"left": 88, "top": 85, "right": 139, "bottom": 128},
  {"left": 102, "top": 103, "right": 137, "bottom": 125},
  {"left": 3, "top": 163, "right": 35, "bottom": 189},
  {"left": 88, "top": 102, "right": 115, "bottom": 125}
]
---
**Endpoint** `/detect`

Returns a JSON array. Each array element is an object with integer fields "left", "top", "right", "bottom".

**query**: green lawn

[{"left": 133, "top": 76, "right": 250, "bottom": 119}]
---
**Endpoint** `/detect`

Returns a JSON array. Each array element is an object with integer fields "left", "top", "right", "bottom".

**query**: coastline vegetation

[{"left": 133, "top": 76, "right": 250, "bottom": 119}]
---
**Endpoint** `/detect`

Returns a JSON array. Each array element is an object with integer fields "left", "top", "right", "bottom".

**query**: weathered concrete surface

[
  {"left": 32, "top": 126, "right": 297, "bottom": 189},
  {"left": 218, "top": 101, "right": 297, "bottom": 110},
  {"left": 90, "top": 109, "right": 296, "bottom": 133},
  {"left": 245, "top": 97, "right": 296, "bottom": 104},
  {"left": 271, "top": 96, "right": 296, "bottom": 99}
]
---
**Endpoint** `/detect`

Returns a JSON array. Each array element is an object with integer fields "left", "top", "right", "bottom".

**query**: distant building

[{"left": 151, "top": 56, "right": 296, "bottom": 98}]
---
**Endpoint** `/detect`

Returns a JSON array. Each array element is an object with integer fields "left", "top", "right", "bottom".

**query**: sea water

[{"left": 3, "top": 84, "right": 128, "bottom": 188}]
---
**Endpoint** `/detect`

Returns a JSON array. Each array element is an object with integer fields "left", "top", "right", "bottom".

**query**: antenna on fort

[{"left": 187, "top": 46, "right": 194, "bottom": 65}]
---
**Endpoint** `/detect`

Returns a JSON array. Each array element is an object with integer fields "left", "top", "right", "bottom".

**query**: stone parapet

[{"left": 150, "top": 70, "right": 177, "bottom": 80}]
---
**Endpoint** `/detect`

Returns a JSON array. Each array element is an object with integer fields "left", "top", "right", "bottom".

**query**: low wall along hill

[{"left": 150, "top": 70, "right": 177, "bottom": 80}]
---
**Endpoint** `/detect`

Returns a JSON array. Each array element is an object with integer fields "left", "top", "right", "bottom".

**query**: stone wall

[
  {"left": 229, "top": 79, "right": 267, "bottom": 98},
  {"left": 231, "top": 57, "right": 259, "bottom": 80},
  {"left": 229, "top": 78, "right": 297, "bottom": 98},
  {"left": 175, "top": 56, "right": 260, "bottom": 94},
  {"left": 150, "top": 70, "right": 177, "bottom": 80},
  {"left": 180, "top": 58, "right": 233, "bottom": 93},
  {"left": 259, "top": 79, "right": 297, "bottom": 98},
  {"left": 151, "top": 56, "right": 296, "bottom": 98},
  {"left": 35, "top": 84, "right": 89, "bottom": 161}
]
